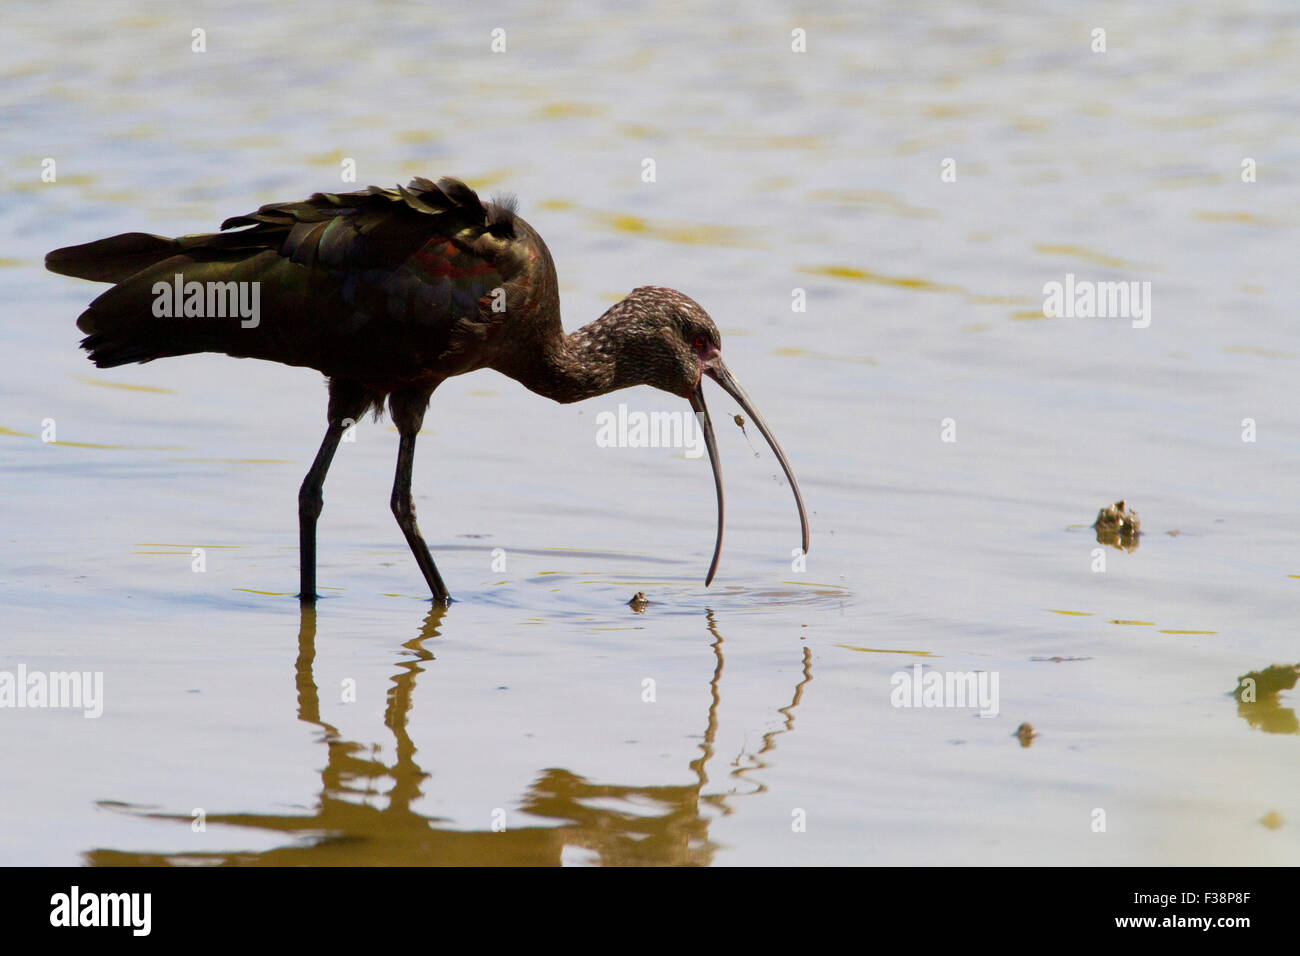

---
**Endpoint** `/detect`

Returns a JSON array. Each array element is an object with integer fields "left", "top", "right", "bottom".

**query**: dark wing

[{"left": 47, "top": 177, "right": 531, "bottom": 380}]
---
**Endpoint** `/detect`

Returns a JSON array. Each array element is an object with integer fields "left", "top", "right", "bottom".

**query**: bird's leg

[
  {"left": 298, "top": 426, "right": 344, "bottom": 602},
  {"left": 299, "top": 380, "right": 370, "bottom": 603},
  {"left": 389, "top": 388, "right": 450, "bottom": 604}
]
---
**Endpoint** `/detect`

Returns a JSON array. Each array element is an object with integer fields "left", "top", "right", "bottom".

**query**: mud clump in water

[
  {"left": 628, "top": 591, "right": 649, "bottom": 612},
  {"left": 1093, "top": 499, "right": 1140, "bottom": 551},
  {"left": 1095, "top": 499, "right": 1140, "bottom": 535},
  {"left": 1233, "top": 663, "right": 1300, "bottom": 734},
  {"left": 733, "top": 413, "right": 760, "bottom": 457}
]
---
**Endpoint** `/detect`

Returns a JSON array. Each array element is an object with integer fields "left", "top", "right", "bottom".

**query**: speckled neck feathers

[{"left": 508, "top": 288, "right": 706, "bottom": 404}]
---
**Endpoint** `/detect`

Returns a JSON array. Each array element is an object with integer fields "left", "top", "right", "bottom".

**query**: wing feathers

[{"left": 47, "top": 177, "right": 526, "bottom": 373}]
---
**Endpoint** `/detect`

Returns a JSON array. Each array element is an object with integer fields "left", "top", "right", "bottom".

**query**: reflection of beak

[{"left": 689, "top": 360, "right": 810, "bottom": 587}]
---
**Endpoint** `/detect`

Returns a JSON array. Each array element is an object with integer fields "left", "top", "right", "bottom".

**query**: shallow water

[{"left": 2, "top": 1, "right": 1299, "bottom": 865}]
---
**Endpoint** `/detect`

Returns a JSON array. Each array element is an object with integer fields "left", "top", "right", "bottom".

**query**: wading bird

[{"left": 46, "top": 177, "right": 808, "bottom": 604}]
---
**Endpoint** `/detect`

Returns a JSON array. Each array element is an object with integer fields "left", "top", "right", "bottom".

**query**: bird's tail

[
  {"left": 47, "top": 233, "right": 279, "bottom": 368},
  {"left": 45, "top": 232, "right": 181, "bottom": 284}
]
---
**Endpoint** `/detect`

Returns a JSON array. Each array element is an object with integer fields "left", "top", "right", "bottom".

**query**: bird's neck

[{"left": 508, "top": 309, "right": 635, "bottom": 404}]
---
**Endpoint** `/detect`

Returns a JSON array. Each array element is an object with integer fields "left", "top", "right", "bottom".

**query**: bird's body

[
  {"left": 56, "top": 179, "right": 561, "bottom": 408},
  {"left": 47, "top": 176, "right": 808, "bottom": 603}
]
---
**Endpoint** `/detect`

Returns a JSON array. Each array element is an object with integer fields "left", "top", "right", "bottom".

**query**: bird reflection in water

[{"left": 87, "top": 608, "right": 813, "bottom": 866}]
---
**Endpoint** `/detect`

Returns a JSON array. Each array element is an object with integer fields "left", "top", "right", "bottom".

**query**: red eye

[{"left": 693, "top": 335, "right": 707, "bottom": 351}]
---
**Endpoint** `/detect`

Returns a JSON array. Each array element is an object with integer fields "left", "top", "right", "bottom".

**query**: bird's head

[{"left": 605, "top": 286, "right": 810, "bottom": 586}]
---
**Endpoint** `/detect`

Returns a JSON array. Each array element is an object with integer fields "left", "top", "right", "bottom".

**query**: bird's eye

[{"left": 692, "top": 335, "right": 707, "bottom": 351}]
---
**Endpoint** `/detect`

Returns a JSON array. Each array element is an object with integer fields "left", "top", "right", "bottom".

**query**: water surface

[{"left": 2, "top": 0, "right": 1298, "bottom": 865}]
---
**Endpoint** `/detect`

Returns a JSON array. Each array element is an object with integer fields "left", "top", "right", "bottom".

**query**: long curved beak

[{"left": 689, "top": 360, "right": 810, "bottom": 586}]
